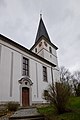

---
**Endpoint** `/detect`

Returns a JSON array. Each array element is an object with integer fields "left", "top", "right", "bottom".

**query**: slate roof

[
  {"left": 30, "top": 17, "right": 58, "bottom": 50},
  {"left": 35, "top": 17, "right": 50, "bottom": 43}
]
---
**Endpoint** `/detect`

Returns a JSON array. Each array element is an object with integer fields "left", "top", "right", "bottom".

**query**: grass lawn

[{"left": 38, "top": 97, "right": 80, "bottom": 120}]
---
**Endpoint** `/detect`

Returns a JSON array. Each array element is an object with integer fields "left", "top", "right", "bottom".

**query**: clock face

[{"left": 44, "top": 41, "right": 47, "bottom": 47}]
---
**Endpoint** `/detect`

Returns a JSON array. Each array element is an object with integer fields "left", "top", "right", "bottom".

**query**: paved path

[
  {"left": 10, "top": 108, "right": 40, "bottom": 118},
  {"left": 0, "top": 108, "right": 44, "bottom": 120}
]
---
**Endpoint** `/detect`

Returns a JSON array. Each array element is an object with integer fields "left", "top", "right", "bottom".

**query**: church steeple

[
  {"left": 35, "top": 15, "right": 50, "bottom": 43},
  {"left": 30, "top": 16, "right": 58, "bottom": 52}
]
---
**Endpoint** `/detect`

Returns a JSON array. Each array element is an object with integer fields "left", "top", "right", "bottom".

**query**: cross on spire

[
  {"left": 40, "top": 13, "right": 42, "bottom": 19},
  {"left": 40, "top": 10, "right": 42, "bottom": 19}
]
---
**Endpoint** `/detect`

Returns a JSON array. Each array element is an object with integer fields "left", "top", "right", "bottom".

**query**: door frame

[
  {"left": 22, "top": 87, "right": 29, "bottom": 106},
  {"left": 19, "top": 83, "right": 32, "bottom": 106},
  {"left": 20, "top": 85, "right": 32, "bottom": 106},
  {"left": 18, "top": 76, "right": 33, "bottom": 106}
]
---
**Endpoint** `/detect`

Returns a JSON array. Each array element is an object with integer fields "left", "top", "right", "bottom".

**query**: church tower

[{"left": 30, "top": 15, "right": 58, "bottom": 67}]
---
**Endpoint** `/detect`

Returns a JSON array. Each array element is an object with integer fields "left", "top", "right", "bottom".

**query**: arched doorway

[
  {"left": 18, "top": 76, "right": 33, "bottom": 107},
  {"left": 22, "top": 87, "right": 29, "bottom": 106}
]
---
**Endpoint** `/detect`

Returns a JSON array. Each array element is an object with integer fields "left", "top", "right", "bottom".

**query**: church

[{"left": 0, "top": 16, "right": 60, "bottom": 106}]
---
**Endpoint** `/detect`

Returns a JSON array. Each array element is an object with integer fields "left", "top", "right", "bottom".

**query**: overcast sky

[{"left": 0, "top": 0, "right": 80, "bottom": 72}]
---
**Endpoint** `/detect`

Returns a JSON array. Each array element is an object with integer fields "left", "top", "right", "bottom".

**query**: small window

[
  {"left": 35, "top": 48, "right": 37, "bottom": 53},
  {"left": 49, "top": 47, "right": 52, "bottom": 54},
  {"left": 44, "top": 90, "right": 48, "bottom": 96},
  {"left": 22, "top": 57, "right": 29, "bottom": 76},
  {"left": 25, "top": 82, "right": 27, "bottom": 85},
  {"left": 50, "top": 55, "right": 52, "bottom": 58},
  {"left": 44, "top": 41, "right": 47, "bottom": 47},
  {"left": 43, "top": 90, "right": 48, "bottom": 100},
  {"left": 43, "top": 66, "right": 47, "bottom": 82},
  {"left": 39, "top": 42, "right": 42, "bottom": 47}
]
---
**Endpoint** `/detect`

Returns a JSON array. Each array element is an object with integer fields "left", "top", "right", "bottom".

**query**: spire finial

[{"left": 40, "top": 10, "right": 42, "bottom": 19}]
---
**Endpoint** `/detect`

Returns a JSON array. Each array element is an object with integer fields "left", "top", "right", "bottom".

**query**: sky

[{"left": 0, "top": 0, "right": 80, "bottom": 72}]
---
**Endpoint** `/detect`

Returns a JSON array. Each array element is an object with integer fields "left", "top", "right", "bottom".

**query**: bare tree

[
  {"left": 72, "top": 71, "right": 80, "bottom": 96},
  {"left": 43, "top": 82, "right": 71, "bottom": 114},
  {"left": 73, "top": 71, "right": 80, "bottom": 82},
  {"left": 60, "top": 66, "right": 80, "bottom": 96},
  {"left": 60, "top": 66, "right": 72, "bottom": 85}
]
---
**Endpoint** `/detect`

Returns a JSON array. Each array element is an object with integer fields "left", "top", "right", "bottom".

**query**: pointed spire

[{"left": 35, "top": 15, "right": 50, "bottom": 43}]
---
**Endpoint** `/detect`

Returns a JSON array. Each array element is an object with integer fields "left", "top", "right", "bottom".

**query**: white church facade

[{"left": 0, "top": 16, "right": 59, "bottom": 106}]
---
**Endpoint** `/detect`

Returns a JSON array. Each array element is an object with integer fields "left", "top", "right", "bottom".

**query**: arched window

[{"left": 35, "top": 48, "right": 37, "bottom": 53}]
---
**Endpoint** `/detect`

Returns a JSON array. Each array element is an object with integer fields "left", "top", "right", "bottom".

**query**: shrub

[
  {"left": 43, "top": 82, "right": 71, "bottom": 114},
  {"left": 7, "top": 101, "right": 19, "bottom": 111},
  {"left": 0, "top": 109, "right": 7, "bottom": 117},
  {"left": 0, "top": 104, "right": 8, "bottom": 116}
]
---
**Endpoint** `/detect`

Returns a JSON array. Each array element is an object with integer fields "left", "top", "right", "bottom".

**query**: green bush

[{"left": 7, "top": 102, "right": 19, "bottom": 111}]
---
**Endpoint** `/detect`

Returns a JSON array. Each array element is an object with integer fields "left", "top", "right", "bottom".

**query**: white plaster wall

[
  {"left": 32, "top": 39, "right": 57, "bottom": 57},
  {"left": 38, "top": 50, "right": 44, "bottom": 58},
  {"left": 0, "top": 45, "right": 11, "bottom": 101},
  {"left": 30, "top": 62, "right": 53, "bottom": 103},
  {"left": 32, "top": 40, "right": 44, "bottom": 54},
  {"left": 29, "top": 60, "right": 37, "bottom": 101},
  {"left": 29, "top": 59, "right": 53, "bottom": 103},
  {"left": 12, "top": 52, "right": 22, "bottom": 101},
  {"left": 0, "top": 39, "right": 60, "bottom": 104},
  {"left": 0, "top": 44, "right": 22, "bottom": 102},
  {"left": 32, "top": 39, "right": 58, "bottom": 66},
  {"left": 53, "top": 68, "right": 60, "bottom": 83},
  {"left": 44, "top": 49, "right": 57, "bottom": 65}
]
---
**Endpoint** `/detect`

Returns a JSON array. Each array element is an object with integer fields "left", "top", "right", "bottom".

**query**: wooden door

[{"left": 22, "top": 87, "right": 29, "bottom": 106}]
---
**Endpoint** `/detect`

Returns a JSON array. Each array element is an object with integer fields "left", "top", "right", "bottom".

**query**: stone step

[
  {"left": 9, "top": 108, "right": 45, "bottom": 120},
  {"left": 9, "top": 115, "right": 44, "bottom": 119},
  {"left": 9, "top": 116, "right": 45, "bottom": 120}
]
